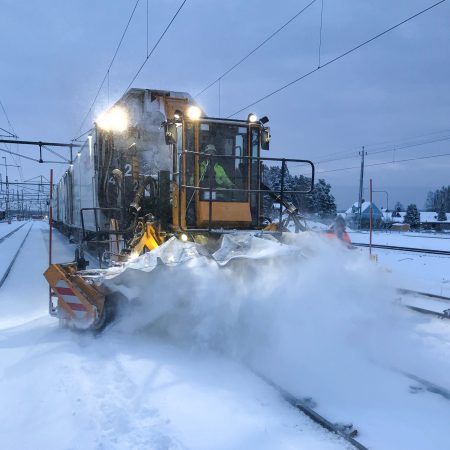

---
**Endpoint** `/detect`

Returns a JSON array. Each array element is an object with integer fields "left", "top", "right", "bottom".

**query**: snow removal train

[{"left": 45, "top": 88, "right": 315, "bottom": 330}]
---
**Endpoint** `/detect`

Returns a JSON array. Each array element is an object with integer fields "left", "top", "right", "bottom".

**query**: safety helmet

[{"left": 204, "top": 144, "right": 217, "bottom": 154}]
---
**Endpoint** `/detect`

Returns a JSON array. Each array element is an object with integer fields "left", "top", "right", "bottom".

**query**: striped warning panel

[{"left": 55, "top": 279, "right": 88, "bottom": 320}]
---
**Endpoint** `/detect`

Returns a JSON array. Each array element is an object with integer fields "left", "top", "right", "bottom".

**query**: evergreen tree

[
  {"left": 310, "top": 179, "right": 337, "bottom": 219},
  {"left": 261, "top": 165, "right": 336, "bottom": 219},
  {"left": 404, "top": 204, "right": 420, "bottom": 229},
  {"left": 437, "top": 203, "right": 447, "bottom": 221}
]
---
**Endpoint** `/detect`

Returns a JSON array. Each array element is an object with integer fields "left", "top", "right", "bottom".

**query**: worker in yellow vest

[{"left": 199, "top": 144, "right": 234, "bottom": 189}]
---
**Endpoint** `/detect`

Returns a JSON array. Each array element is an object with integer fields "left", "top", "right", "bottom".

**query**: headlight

[
  {"left": 247, "top": 113, "right": 258, "bottom": 123},
  {"left": 97, "top": 106, "right": 128, "bottom": 132},
  {"left": 186, "top": 106, "right": 202, "bottom": 120}
]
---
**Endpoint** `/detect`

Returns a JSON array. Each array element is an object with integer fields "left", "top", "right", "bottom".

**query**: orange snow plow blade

[{"left": 44, "top": 263, "right": 105, "bottom": 329}]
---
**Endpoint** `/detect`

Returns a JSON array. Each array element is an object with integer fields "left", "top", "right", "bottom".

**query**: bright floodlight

[
  {"left": 97, "top": 106, "right": 128, "bottom": 132},
  {"left": 186, "top": 105, "right": 202, "bottom": 120},
  {"left": 180, "top": 233, "right": 188, "bottom": 242},
  {"left": 248, "top": 113, "right": 258, "bottom": 123}
]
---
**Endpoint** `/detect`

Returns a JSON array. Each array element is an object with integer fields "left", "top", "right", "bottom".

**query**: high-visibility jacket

[
  {"left": 199, "top": 160, "right": 234, "bottom": 188},
  {"left": 324, "top": 230, "right": 352, "bottom": 246}
]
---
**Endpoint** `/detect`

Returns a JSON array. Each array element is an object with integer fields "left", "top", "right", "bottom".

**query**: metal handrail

[{"left": 177, "top": 151, "right": 315, "bottom": 231}]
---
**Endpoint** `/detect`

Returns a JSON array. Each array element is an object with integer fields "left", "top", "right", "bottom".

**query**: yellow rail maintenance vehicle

[{"left": 45, "top": 88, "right": 314, "bottom": 330}]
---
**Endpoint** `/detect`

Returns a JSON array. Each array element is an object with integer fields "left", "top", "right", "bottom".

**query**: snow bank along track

[
  {"left": 352, "top": 242, "right": 450, "bottom": 256},
  {"left": 260, "top": 375, "right": 369, "bottom": 450},
  {"left": 397, "top": 288, "right": 450, "bottom": 319},
  {"left": 0, "top": 222, "right": 33, "bottom": 288}
]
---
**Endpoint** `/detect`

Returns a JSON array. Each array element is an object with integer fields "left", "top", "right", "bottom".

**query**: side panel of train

[{"left": 53, "top": 136, "right": 98, "bottom": 238}]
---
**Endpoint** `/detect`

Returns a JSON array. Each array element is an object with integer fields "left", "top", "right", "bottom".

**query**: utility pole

[{"left": 358, "top": 146, "right": 366, "bottom": 229}]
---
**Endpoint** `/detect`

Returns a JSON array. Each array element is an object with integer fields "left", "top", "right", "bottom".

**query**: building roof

[
  {"left": 420, "top": 211, "right": 450, "bottom": 223},
  {"left": 345, "top": 201, "right": 382, "bottom": 216}
]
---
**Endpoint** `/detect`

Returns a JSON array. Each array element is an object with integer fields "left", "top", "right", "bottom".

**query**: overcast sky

[{"left": 1, "top": 0, "right": 449, "bottom": 210}]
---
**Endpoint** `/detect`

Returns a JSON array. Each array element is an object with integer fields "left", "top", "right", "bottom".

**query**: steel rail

[
  {"left": 259, "top": 374, "right": 369, "bottom": 450},
  {"left": 0, "top": 221, "right": 28, "bottom": 243},
  {"left": 402, "top": 371, "right": 450, "bottom": 401},
  {"left": 0, "top": 222, "right": 33, "bottom": 288},
  {"left": 398, "top": 288, "right": 450, "bottom": 303},
  {"left": 353, "top": 242, "right": 450, "bottom": 256},
  {"left": 397, "top": 289, "right": 450, "bottom": 319},
  {"left": 405, "top": 305, "right": 450, "bottom": 319}
]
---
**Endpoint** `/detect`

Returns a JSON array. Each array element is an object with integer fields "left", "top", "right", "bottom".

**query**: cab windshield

[{"left": 197, "top": 122, "right": 248, "bottom": 202}]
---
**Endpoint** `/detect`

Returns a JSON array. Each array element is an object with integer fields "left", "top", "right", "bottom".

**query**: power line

[
  {"left": 0, "top": 99, "right": 17, "bottom": 136},
  {"left": 228, "top": 0, "right": 448, "bottom": 118},
  {"left": 0, "top": 126, "right": 17, "bottom": 138},
  {"left": 317, "top": 0, "right": 324, "bottom": 67},
  {"left": 194, "top": 0, "right": 318, "bottom": 99},
  {"left": 122, "top": 0, "right": 188, "bottom": 94},
  {"left": 311, "top": 128, "right": 450, "bottom": 165},
  {"left": 318, "top": 151, "right": 450, "bottom": 174},
  {"left": 74, "top": 0, "right": 142, "bottom": 139},
  {"left": 75, "top": 0, "right": 188, "bottom": 142},
  {"left": 315, "top": 134, "right": 450, "bottom": 165},
  {"left": 0, "top": 148, "right": 66, "bottom": 164},
  {"left": 0, "top": 99, "right": 24, "bottom": 180}
]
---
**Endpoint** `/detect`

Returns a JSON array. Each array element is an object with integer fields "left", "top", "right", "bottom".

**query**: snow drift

[{"left": 101, "top": 232, "right": 450, "bottom": 402}]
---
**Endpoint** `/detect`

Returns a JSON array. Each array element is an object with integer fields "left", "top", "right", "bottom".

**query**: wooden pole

[{"left": 369, "top": 178, "right": 373, "bottom": 257}]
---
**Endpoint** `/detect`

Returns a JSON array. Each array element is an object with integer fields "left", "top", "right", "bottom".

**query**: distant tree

[
  {"left": 394, "top": 201, "right": 403, "bottom": 212},
  {"left": 404, "top": 204, "right": 420, "bottom": 229},
  {"left": 392, "top": 201, "right": 403, "bottom": 217},
  {"left": 425, "top": 186, "right": 450, "bottom": 212},
  {"left": 437, "top": 203, "right": 447, "bottom": 222},
  {"left": 262, "top": 166, "right": 336, "bottom": 219},
  {"left": 425, "top": 191, "right": 435, "bottom": 212},
  {"left": 309, "top": 179, "right": 336, "bottom": 219}
]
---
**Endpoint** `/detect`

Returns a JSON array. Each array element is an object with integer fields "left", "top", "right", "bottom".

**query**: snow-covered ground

[
  {"left": 1, "top": 222, "right": 450, "bottom": 450},
  {"left": 348, "top": 229, "right": 450, "bottom": 251},
  {"left": 350, "top": 230, "right": 450, "bottom": 296}
]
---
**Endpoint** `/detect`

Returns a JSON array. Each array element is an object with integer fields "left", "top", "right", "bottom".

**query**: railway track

[
  {"left": 352, "top": 242, "right": 450, "bottom": 256},
  {"left": 397, "top": 288, "right": 450, "bottom": 319},
  {"left": 0, "top": 222, "right": 33, "bottom": 288},
  {"left": 403, "top": 371, "right": 450, "bottom": 401},
  {"left": 0, "top": 221, "right": 28, "bottom": 244},
  {"left": 259, "top": 374, "right": 369, "bottom": 450}
]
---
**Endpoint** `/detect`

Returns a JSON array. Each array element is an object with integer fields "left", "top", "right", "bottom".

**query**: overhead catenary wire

[
  {"left": 317, "top": 0, "right": 324, "bottom": 67},
  {"left": 75, "top": 0, "right": 188, "bottom": 142},
  {"left": 43, "top": 145, "right": 70, "bottom": 162},
  {"left": 194, "top": 0, "right": 318, "bottom": 99},
  {"left": 0, "top": 126, "right": 17, "bottom": 138},
  {"left": 227, "top": 0, "right": 448, "bottom": 118},
  {"left": 0, "top": 99, "right": 23, "bottom": 180},
  {"left": 122, "top": 0, "right": 188, "bottom": 94},
  {"left": 314, "top": 133, "right": 450, "bottom": 165},
  {"left": 318, "top": 151, "right": 450, "bottom": 174},
  {"left": 0, "top": 148, "right": 66, "bottom": 164},
  {"left": 74, "top": 0, "right": 142, "bottom": 139},
  {"left": 0, "top": 99, "right": 17, "bottom": 137}
]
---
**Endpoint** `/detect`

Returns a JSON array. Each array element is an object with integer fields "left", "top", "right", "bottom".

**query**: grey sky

[{"left": 1, "top": 0, "right": 449, "bottom": 210}]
